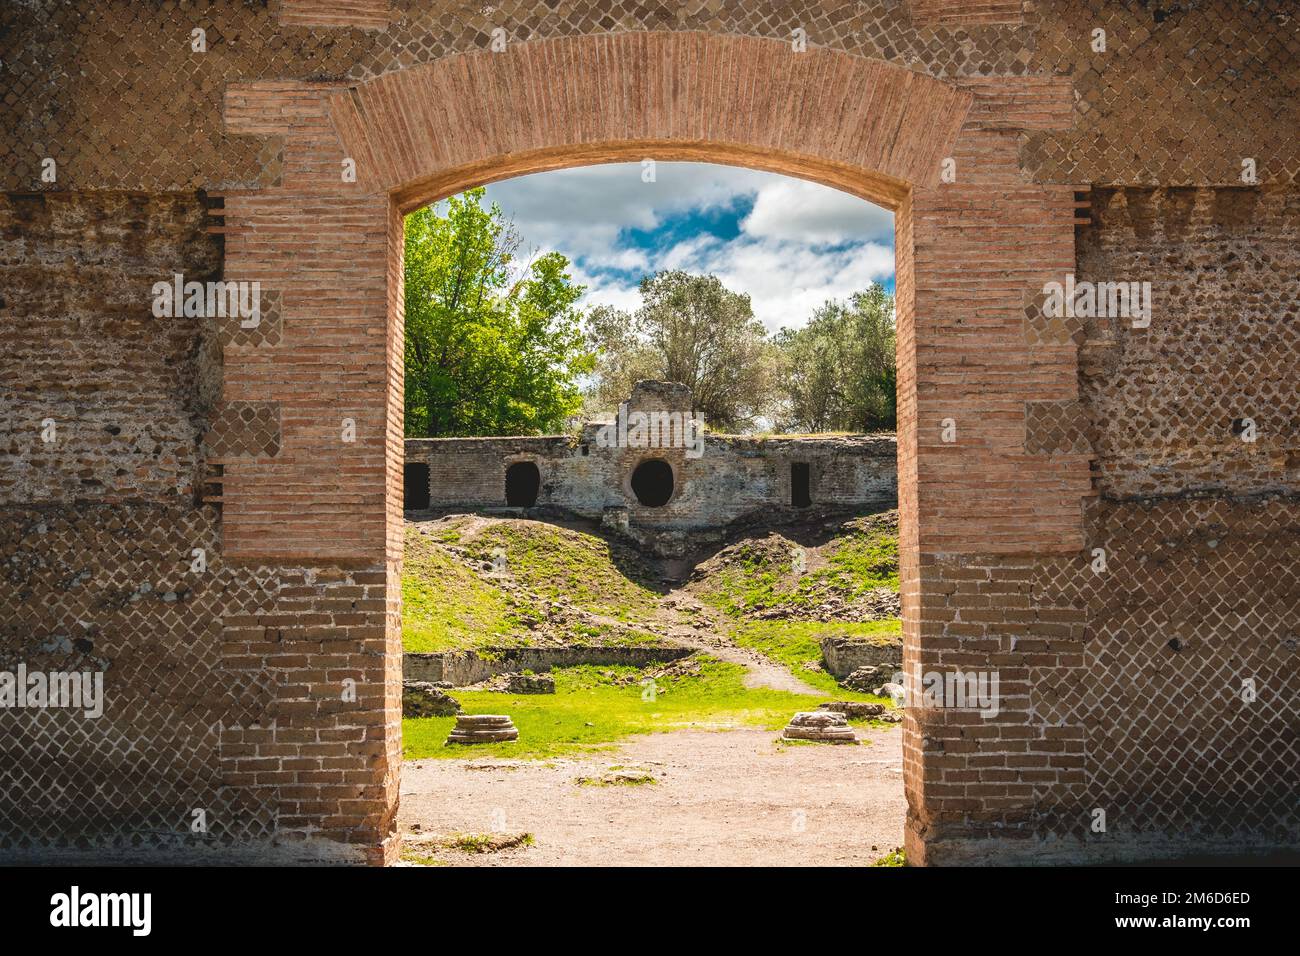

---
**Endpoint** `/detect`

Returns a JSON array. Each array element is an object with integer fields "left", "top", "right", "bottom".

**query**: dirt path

[
  {"left": 653, "top": 592, "right": 824, "bottom": 695},
  {"left": 398, "top": 725, "right": 905, "bottom": 866}
]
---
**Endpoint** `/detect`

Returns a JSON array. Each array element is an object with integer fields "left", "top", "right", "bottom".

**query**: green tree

[
  {"left": 586, "top": 270, "right": 778, "bottom": 431},
  {"left": 403, "top": 189, "right": 593, "bottom": 437},
  {"left": 774, "top": 284, "right": 896, "bottom": 432}
]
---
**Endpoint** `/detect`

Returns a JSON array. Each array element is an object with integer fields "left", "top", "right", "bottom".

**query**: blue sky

[{"left": 481, "top": 162, "right": 895, "bottom": 333}]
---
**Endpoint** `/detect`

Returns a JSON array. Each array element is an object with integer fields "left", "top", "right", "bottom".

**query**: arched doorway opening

[
  {"left": 219, "top": 29, "right": 1090, "bottom": 866},
  {"left": 504, "top": 461, "right": 541, "bottom": 507},
  {"left": 351, "top": 41, "right": 941, "bottom": 868}
]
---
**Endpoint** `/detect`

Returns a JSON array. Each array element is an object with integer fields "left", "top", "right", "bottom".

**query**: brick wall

[
  {"left": 906, "top": 188, "right": 1300, "bottom": 864},
  {"left": 1078, "top": 187, "right": 1300, "bottom": 497},
  {"left": 5, "top": 2, "right": 1292, "bottom": 191},
  {"left": 0, "top": 500, "right": 395, "bottom": 864},
  {"left": 0, "top": 191, "right": 396, "bottom": 863},
  {"left": 1, "top": 2, "right": 1296, "bottom": 865},
  {"left": 0, "top": 193, "right": 221, "bottom": 504}
]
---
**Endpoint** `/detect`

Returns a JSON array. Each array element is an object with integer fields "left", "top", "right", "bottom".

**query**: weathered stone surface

[
  {"left": 0, "top": 193, "right": 222, "bottom": 506},
  {"left": 821, "top": 635, "right": 904, "bottom": 679},
  {"left": 877, "top": 684, "right": 906, "bottom": 707},
  {"left": 405, "top": 383, "right": 898, "bottom": 540},
  {"left": 503, "top": 673, "right": 555, "bottom": 695},
  {"left": 818, "top": 701, "right": 884, "bottom": 719},
  {"left": 401, "top": 681, "right": 461, "bottom": 718},
  {"left": 842, "top": 665, "right": 903, "bottom": 694},
  {"left": 8, "top": 3, "right": 1295, "bottom": 193},
  {"left": 445, "top": 715, "right": 519, "bottom": 745},
  {"left": 782, "top": 711, "right": 858, "bottom": 744},
  {"left": 757, "top": 587, "right": 901, "bottom": 624},
  {"left": 405, "top": 646, "right": 691, "bottom": 686}
]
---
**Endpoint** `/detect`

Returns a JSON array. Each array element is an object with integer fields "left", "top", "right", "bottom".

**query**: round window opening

[{"left": 630, "top": 459, "right": 674, "bottom": 508}]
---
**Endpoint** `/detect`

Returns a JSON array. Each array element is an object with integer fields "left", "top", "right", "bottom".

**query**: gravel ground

[{"left": 398, "top": 725, "right": 905, "bottom": 866}]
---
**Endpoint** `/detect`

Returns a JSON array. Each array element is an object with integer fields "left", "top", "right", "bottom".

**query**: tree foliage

[
  {"left": 772, "top": 284, "right": 896, "bottom": 432},
  {"left": 404, "top": 186, "right": 897, "bottom": 438},
  {"left": 403, "top": 188, "right": 593, "bottom": 437},
  {"left": 585, "top": 270, "right": 779, "bottom": 431}
]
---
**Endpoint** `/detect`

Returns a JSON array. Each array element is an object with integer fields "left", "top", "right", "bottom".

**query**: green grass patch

[
  {"left": 399, "top": 847, "right": 449, "bottom": 866},
  {"left": 806, "top": 516, "right": 900, "bottom": 594},
  {"left": 575, "top": 771, "right": 658, "bottom": 787},
  {"left": 729, "top": 618, "right": 901, "bottom": 698},
  {"left": 402, "top": 521, "right": 669, "bottom": 651},
  {"left": 441, "top": 832, "right": 535, "bottom": 854},
  {"left": 403, "top": 659, "right": 852, "bottom": 760},
  {"left": 402, "top": 528, "right": 519, "bottom": 652},
  {"left": 558, "top": 621, "right": 665, "bottom": 646},
  {"left": 695, "top": 541, "right": 790, "bottom": 617},
  {"left": 401, "top": 832, "right": 534, "bottom": 862},
  {"left": 872, "top": 847, "right": 906, "bottom": 867},
  {"left": 456, "top": 522, "right": 664, "bottom": 621},
  {"left": 693, "top": 514, "right": 899, "bottom": 618}
]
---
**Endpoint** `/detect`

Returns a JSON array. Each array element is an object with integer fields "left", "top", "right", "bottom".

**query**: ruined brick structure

[
  {"left": 1, "top": 1, "right": 1296, "bottom": 865},
  {"left": 404, "top": 381, "right": 897, "bottom": 545}
]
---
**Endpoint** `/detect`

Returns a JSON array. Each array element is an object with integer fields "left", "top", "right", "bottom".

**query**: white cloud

[
  {"left": 482, "top": 161, "right": 895, "bottom": 332},
  {"left": 742, "top": 177, "right": 894, "bottom": 245},
  {"left": 649, "top": 234, "right": 894, "bottom": 332},
  {"left": 593, "top": 247, "right": 650, "bottom": 273},
  {"left": 485, "top": 162, "right": 773, "bottom": 261},
  {"left": 659, "top": 234, "right": 724, "bottom": 272},
  {"left": 570, "top": 264, "right": 643, "bottom": 315}
]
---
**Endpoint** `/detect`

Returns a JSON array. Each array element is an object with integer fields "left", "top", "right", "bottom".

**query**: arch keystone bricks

[{"left": 323, "top": 33, "right": 974, "bottom": 211}]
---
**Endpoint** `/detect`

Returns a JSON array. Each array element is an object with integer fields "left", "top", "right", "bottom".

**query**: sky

[{"left": 480, "top": 161, "right": 895, "bottom": 334}]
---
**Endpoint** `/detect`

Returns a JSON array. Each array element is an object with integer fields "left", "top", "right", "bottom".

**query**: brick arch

[
  {"left": 219, "top": 29, "right": 1086, "bottom": 864},
  {"left": 326, "top": 32, "right": 974, "bottom": 212}
]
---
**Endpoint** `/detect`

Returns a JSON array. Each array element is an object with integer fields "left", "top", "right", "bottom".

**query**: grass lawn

[
  {"left": 403, "top": 659, "right": 896, "bottom": 760},
  {"left": 456, "top": 521, "right": 663, "bottom": 621},
  {"left": 729, "top": 618, "right": 902, "bottom": 697},
  {"left": 693, "top": 514, "right": 899, "bottom": 618},
  {"left": 403, "top": 522, "right": 667, "bottom": 652},
  {"left": 402, "top": 528, "right": 518, "bottom": 652},
  {"left": 402, "top": 520, "right": 669, "bottom": 652}
]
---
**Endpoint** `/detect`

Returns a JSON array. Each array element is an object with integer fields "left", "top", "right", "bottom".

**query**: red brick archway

[{"left": 219, "top": 31, "right": 1086, "bottom": 864}]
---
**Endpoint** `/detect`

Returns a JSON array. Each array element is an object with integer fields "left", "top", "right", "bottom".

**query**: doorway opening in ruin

[
  {"left": 791, "top": 462, "right": 812, "bottom": 508},
  {"left": 505, "top": 462, "right": 541, "bottom": 507},
  {"left": 396, "top": 157, "right": 904, "bottom": 866},
  {"left": 630, "top": 458, "right": 674, "bottom": 508},
  {"left": 403, "top": 462, "right": 430, "bottom": 511}
]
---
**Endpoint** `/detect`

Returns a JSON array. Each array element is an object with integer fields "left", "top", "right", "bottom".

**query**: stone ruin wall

[
  {"left": 404, "top": 382, "right": 899, "bottom": 532},
  {"left": 406, "top": 431, "right": 898, "bottom": 525},
  {"left": 0, "top": 1, "right": 1296, "bottom": 864}
]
